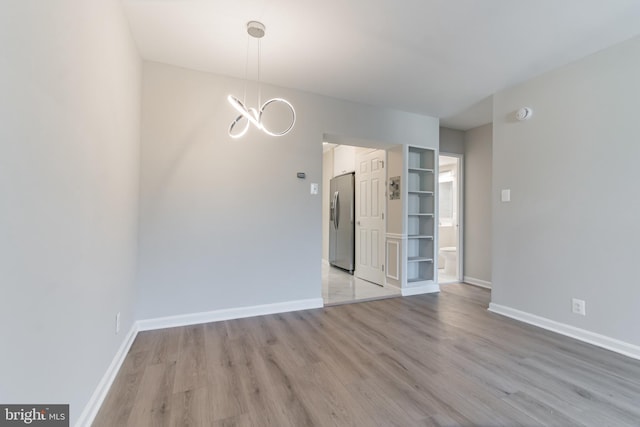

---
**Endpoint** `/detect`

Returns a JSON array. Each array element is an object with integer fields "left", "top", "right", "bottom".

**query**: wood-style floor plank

[
  {"left": 202, "top": 322, "right": 247, "bottom": 422},
  {"left": 169, "top": 387, "right": 210, "bottom": 427},
  {"left": 150, "top": 326, "right": 181, "bottom": 365},
  {"left": 125, "top": 361, "right": 176, "bottom": 427},
  {"left": 93, "top": 284, "right": 640, "bottom": 426},
  {"left": 173, "top": 325, "right": 208, "bottom": 394}
]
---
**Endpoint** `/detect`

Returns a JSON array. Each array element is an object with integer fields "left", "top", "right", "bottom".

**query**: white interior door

[{"left": 355, "top": 149, "right": 385, "bottom": 286}]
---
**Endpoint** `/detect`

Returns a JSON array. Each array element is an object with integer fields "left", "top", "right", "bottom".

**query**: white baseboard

[
  {"left": 137, "top": 298, "right": 324, "bottom": 331},
  {"left": 75, "top": 323, "right": 138, "bottom": 427},
  {"left": 463, "top": 276, "right": 492, "bottom": 289},
  {"left": 488, "top": 303, "right": 640, "bottom": 361},
  {"left": 401, "top": 283, "right": 440, "bottom": 296}
]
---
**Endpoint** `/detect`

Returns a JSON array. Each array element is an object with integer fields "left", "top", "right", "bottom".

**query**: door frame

[{"left": 439, "top": 152, "right": 464, "bottom": 283}]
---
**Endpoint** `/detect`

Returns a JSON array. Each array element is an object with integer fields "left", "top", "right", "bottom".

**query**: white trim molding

[
  {"left": 75, "top": 323, "right": 138, "bottom": 427},
  {"left": 386, "top": 240, "right": 400, "bottom": 280},
  {"left": 463, "top": 276, "right": 492, "bottom": 289},
  {"left": 489, "top": 303, "right": 640, "bottom": 361},
  {"left": 137, "top": 298, "right": 324, "bottom": 331},
  {"left": 401, "top": 283, "right": 440, "bottom": 296}
]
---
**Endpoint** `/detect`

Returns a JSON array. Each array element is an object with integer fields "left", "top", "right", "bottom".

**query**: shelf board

[
  {"left": 407, "top": 235, "right": 434, "bottom": 239},
  {"left": 408, "top": 257, "right": 433, "bottom": 263},
  {"left": 408, "top": 213, "right": 434, "bottom": 217},
  {"left": 408, "top": 167, "right": 434, "bottom": 173},
  {"left": 407, "top": 277, "right": 434, "bottom": 283},
  {"left": 408, "top": 190, "right": 434, "bottom": 195}
]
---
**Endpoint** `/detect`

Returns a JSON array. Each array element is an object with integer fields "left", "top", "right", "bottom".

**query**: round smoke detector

[
  {"left": 516, "top": 107, "right": 533, "bottom": 121},
  {"left": 247, "top": 21, "right": 265, "bottom": 38}
]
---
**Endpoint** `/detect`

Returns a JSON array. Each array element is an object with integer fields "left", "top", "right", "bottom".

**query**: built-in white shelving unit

[
  {"left": 406, "top": 146, "right": 436, "bottom": 285},
  {"left": 385, "top": 144, "right": 438, "bottom": 295}
]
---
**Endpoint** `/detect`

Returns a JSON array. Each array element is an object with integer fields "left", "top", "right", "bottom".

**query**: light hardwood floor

[{"left": 93, "top": 284, "right": 640, "bottom": 426}]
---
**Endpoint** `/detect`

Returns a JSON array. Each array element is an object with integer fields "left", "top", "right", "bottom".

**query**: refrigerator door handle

[
  {"left": 331, "top": 191, "right": 338, "bottom": 229},
  {"left": 350, "top": 197, "right": 354, "bottom": 224},
  {"left": 333, "top": 191, "right": 340, "bottom": 229},
  {"left": 330, "top": 192, "right": 335, "bottom": 223}
]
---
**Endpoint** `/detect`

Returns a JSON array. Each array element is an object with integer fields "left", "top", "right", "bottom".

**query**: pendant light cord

[
  {"left": 257, "top": 37, "right": 262, "bottom": 108},
  {"left": 243, "top": 33, "right": 249, "bottom": 104},
  {"left": 243, "top": 32, "right": 261, "bottom": 108}
]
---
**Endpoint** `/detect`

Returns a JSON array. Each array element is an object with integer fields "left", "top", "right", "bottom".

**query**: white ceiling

[{"left": 123, "top": 0, "right": 640, "bottom": 130}]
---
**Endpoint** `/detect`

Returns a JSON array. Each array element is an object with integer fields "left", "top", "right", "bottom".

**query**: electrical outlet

[
  {"left": 115, "top": 312, "right": 121, "bottom": 334},
  {"left": 572, "top": 298, "right": 586, "bottom": 316}
]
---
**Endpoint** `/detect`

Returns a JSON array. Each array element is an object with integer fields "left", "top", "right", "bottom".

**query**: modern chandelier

[{"left": 228, "top": 21, "right": 296, "bottom": 139}]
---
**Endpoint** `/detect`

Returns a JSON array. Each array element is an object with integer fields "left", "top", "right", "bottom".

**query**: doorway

[
  {"left": 438, "top": 154, "right": 463, "bottom": 284},
  {"left": 321, "top": 142, "right": 400, "bottom": 305}
]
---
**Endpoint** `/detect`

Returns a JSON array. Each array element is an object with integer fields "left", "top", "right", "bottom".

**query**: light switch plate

[
  {"left": 501, "top": 189, "right": 511, "bottom": 202},
  {"left": 310, "top": 183, "right": 319, "bottom": 195}
]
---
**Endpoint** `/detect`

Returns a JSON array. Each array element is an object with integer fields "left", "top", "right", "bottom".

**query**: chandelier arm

[
  {"left": 229, "top": 114, "right": 250, "bottom": 139},
  {"left": 259, "top": 98, "right": 296, "bottom": 137},
  {"left": 228, "top": 95, "right": 260, "bottom": 128}
]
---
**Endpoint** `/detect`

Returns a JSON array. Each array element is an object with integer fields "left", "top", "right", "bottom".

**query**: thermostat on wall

[{"left": 516, "top": 107, "right": 533, "bottom": 121}]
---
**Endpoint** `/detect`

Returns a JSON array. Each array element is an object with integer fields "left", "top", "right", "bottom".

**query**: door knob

[{"left": 357, "top": 221, "right": 361, "bottom": 225}]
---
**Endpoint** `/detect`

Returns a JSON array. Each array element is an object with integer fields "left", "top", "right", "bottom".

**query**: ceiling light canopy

[{"left": 228, "top": 21, "right": 296, "bottom": 139}]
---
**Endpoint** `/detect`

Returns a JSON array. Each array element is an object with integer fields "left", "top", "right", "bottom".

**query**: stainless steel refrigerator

[{"left": 329, "top": 172, "right": 355, "bottom": 274}]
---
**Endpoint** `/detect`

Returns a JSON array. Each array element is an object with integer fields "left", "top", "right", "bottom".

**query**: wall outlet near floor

[
  {"left": 115, "top": 312, "right": 121, "bottom": 334},
  {"left": 572, "top": 298, "right": 586, "bottom": 316}
]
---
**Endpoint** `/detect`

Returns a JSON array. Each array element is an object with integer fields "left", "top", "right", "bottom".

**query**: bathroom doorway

[{"left": 438, "top": 154, "right": 463, "bottom": 284}]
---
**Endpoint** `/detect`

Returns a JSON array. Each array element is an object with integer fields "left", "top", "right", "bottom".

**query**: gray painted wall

[
  {"left": 0, "top": 1, "right": 140, "bottom": 424},
  {"left": 492, "top": 35, "right": 640, "bottom": 346},
  {"left": 137, "top": 62, "right": 438, "bottom": 319},
  {"left": 440, "top": 127, "right": 465, "bottom": 155},
  {"left": 464, "top": 124, "right": 493, "bottom": 284}
]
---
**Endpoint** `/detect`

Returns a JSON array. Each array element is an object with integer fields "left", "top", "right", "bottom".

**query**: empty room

[{"left": 2, "top": 1, "right": 640, "bottom": 426}]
